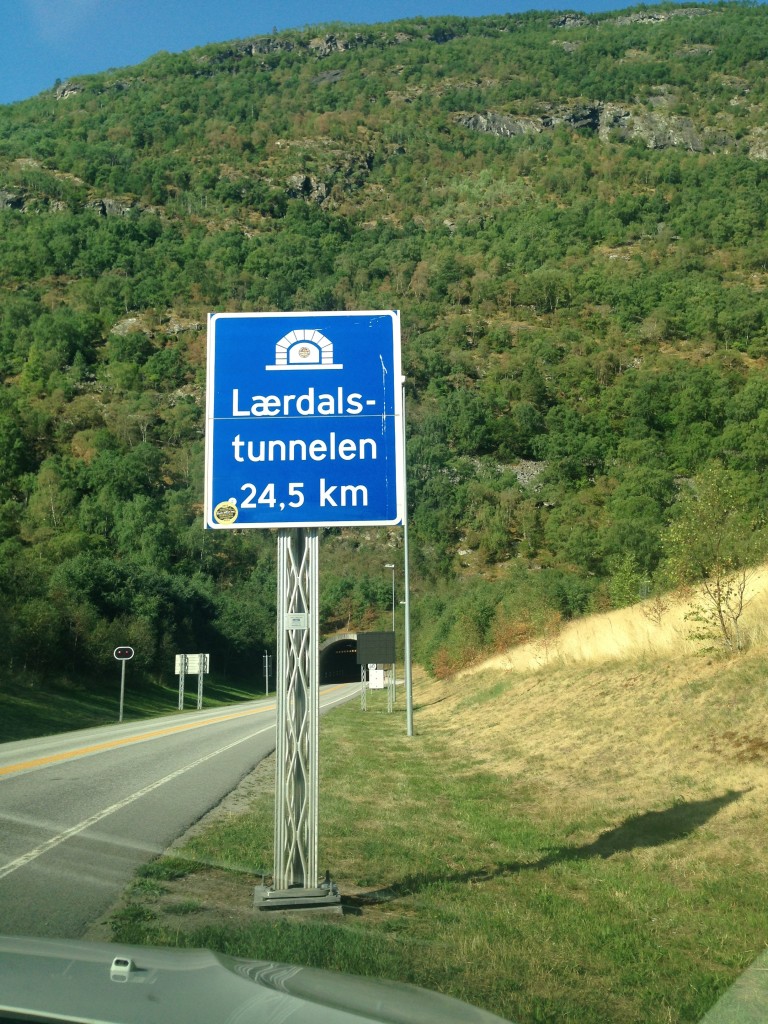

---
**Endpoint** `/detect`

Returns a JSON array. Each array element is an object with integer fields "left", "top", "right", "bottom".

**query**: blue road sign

[{"left": 204, "top": 311, "right": 403, "bottom": 528}]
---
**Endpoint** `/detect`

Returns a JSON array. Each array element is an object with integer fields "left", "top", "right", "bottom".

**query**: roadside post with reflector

[{"left": 113, "top": 647, "right": 134, "bottom": 723}]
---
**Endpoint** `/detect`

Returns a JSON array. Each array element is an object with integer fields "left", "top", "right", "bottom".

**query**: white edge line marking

[
  {"left": 0, "top": 725, "right": 272, "bottom": 881},
  {"left": 0, "top": 686, "right": 358, "bottom": 880}
]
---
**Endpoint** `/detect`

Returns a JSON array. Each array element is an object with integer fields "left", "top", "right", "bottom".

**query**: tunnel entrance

[{"left": 319, "top": 633, "right": 361, "bottom": 685}]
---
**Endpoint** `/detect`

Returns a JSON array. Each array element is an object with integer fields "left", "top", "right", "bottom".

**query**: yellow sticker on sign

[{"left": 213, "top": 499, "right": 239, "bottom": 525}]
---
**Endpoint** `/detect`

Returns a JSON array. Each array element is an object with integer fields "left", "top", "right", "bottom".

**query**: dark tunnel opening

[{"left": 320, "top": 638, "right": 361, "bottom": 685}]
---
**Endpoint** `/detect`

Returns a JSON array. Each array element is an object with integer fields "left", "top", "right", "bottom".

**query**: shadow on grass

[{"left": 347, "top": 789, "right": 747, "bottom": 907}]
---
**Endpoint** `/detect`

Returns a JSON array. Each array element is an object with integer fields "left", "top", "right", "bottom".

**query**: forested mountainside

[{"left": 1, "top": 2, "right": 767, "bottom": 689}]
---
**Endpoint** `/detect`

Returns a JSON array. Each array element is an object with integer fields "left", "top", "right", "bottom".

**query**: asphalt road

[{"left": 0, "top": 684, "right": 358, "bottom": 938}]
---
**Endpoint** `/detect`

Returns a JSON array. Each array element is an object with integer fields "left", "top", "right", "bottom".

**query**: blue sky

[{"left": 1, "top": 0, "right": 676, "bottom": 106}]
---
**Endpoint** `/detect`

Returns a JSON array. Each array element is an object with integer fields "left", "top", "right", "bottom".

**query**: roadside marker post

[
  {"left": 263, "top": 650, "right": 272, "bottom": 695},
  {"left": 205, "top": 310, "right": 404, "bottom": 911},
  {"left": 175, "top": 654, "right": 186, "bottom": 710},
  {"left": 197, "top": 654, "right": 205, "bottom": 710},
  {"left": 113, "top": 647, "right": 134, "bottom": 723}
]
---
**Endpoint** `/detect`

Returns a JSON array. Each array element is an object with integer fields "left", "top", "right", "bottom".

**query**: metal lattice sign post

[{"left": 273, "top": 528, "right": 318, "bottom": 891}]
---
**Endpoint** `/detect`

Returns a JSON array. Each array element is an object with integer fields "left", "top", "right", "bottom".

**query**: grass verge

[
  {"left": 105, "top": 652, "right": 768, "bottom": 1024},
  {"left": 0, "top": 676, "right": 261, "bottom": 743}
]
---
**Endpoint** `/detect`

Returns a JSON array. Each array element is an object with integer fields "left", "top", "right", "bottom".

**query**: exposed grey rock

[
  {"left": 596, "top": 104, "right": 631, "bottom": 143},
  {"left": 245, "top": 38, "right": 297, "bottom": 56},
  {"left": 646, "top": 89, "right": 677, "bottom": 109},
  {"left": 458, "top": 104, "right": 601, "bottom": 138},
  {"left": 55, "top": 81, "right": 84, "bottom": 100},
  {"left": 615, "top": 7, "right": 711, "bottom": 24},
  {"left": 286, "top": 173, "right": 329, "bottom": 203},
  {"left": 0, "top": 190, "right": 25, "bottom": 210},
  {"left": 678, "top": 43, "right": 716, "bottom": 57},
  {"left": 557, "top": 104, "right": 602, "bottom": 132},
  {"left": 550, "top": 14, "right": 591, "bottom": 28},
  {"left": 285, "top": 149, "right": 373, "bottom": 205},
  {"left": 208, "top": 38, "right": 295, "bottom": 63},
  {"left": 599, "top": 105, "right": 731, "bottom": 152},
  {"left": 199, "top": 32, "right": 368, "bottom": 77},
  {"left": 104, "top": 198, "right": 137, "bottom": 216},
  {"left": 313, "top": 69, "right": 344, "bottom": 85},
  {"left": 747, "top": 130, "right": 768, "bottom": 161},
  {"left": 457, "top": 112, "right": 543, "bottom": 137},
  {"left": 512, "top": 460, "right": 547, "bottom": 488},
  {"left": 111, "top": 317, "right": 145, "bottom": 336},
  {"left": 164, "top": 317, "right": 204, "bottom": 334},
  {"left": 308, "top": 35, "right": 353, "bottom": 57},
  {"left": 86, "top": 197, "right": 137, "bottom": 216},
  {"left": 459, "top": 101, "right": 735, "bottom": 156}
]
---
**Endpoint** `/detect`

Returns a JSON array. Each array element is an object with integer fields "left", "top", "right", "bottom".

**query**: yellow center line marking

[
  {"left": 0, "top": 706, "right": 274, "bottom": 778},
  {"left": 0, "top": 684, "right": 351, "bottom": 779}
]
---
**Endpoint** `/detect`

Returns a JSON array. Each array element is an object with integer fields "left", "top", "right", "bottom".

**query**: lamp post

[
  {"left": 384, "top": 563, "right": 395, "bottom": 632},
  {"left": 401, "top": 380, "right": 413, "bottom": 738}
]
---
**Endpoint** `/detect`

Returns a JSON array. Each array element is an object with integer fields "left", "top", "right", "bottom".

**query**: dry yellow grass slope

[
  {"left": 415, "top": 569, "right": 768, "bottom": 857},
  {"left": 467, "top": 566, "right": 768, "bottom": 676}
]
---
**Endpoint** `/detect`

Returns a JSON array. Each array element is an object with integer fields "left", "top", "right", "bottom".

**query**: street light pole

[{"left": 401, "top": 381, "right": 414, "bottom": 738}]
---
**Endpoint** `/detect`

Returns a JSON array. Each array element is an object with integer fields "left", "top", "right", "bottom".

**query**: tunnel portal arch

[{"left": 319, "top": 633, "right": 361, "bottom": 685}]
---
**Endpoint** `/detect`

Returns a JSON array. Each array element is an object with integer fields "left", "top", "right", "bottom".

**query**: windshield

[{"left": 1, "top": 3, "right": 768, "bottom": 1024}]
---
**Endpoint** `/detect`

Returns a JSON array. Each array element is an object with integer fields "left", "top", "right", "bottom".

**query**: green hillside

[{"left": 1, "top": 2, "right": 767, "bottom": 703}]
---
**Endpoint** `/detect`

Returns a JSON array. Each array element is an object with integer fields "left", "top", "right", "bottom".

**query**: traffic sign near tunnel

[{"left": 204, "top": 311, "right": 404, "bottom": 529}]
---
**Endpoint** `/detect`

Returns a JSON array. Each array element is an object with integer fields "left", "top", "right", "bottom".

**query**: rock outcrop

[
  {"left": 286, "top": 151, "right": 374, "bottom": 205},
  {"left": 458, "top": 102, "right": 743, "bottom": 156},
  {"left": 85, "top": 197, "right": 139, "bottom": 217},
  {"left": 458, "top": 104, "right": 602, "bottom": 139},
  {"left": 55, "top": 81, "right": 84, "bottom": 100},
  {"left": 0, "top": 190, "right": 25, "bottom": 210},
  {"left": 286, "top": 173, "right": 329, "bottom": 204}
]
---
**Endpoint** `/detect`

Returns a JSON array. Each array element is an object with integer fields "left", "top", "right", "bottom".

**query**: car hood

[{"left": 0, "top": 935, "right": 512, "bottom": 1024}]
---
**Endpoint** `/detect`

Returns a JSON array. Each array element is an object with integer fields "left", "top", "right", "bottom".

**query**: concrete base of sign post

[{"left": 253, "top": 881, "right": 343, "bottom": 914}]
